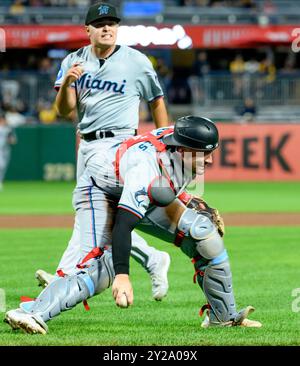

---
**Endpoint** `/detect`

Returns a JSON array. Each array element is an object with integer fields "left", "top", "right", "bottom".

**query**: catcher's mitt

[{"left": 186, "top": 196, "right": 225, "bottom": 237}]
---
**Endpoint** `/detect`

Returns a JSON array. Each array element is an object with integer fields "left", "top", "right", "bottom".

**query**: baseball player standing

[
  {"left": 35, "top": 2, "right": 171, "bottom": 301},
  {"left": 0, "top": 112, "right": 17, "bottom": 191}
]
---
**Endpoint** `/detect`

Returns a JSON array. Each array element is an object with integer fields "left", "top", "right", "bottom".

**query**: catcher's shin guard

[
  {"left": 20, "top": 251, "right": 114, "bottom": 324},
  {"left": 194, "top": 254, "right": 238, "bottom": 324},
  {"left": 178, "top": 210, "right": 239, "bottom": 323},
  {"left": 193, "top": 249, "right": 259, "bottom": 326}
]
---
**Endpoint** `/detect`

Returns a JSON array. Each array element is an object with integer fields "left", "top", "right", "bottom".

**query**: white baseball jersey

[
  {"left": 0, "top": 125, "right": 14, "bottom": 182},
  {"left": 54, "top": 45, "right": 163, "bottom": 134},
  {"left": 80, "top": 127, "right": 189, "bottom": 220}
]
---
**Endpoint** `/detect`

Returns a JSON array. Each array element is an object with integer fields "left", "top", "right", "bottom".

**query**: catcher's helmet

[{"left": 163, "top": 116, "right": 219, "bottom": 151}]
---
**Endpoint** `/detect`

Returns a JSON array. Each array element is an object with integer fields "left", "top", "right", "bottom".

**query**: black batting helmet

[{"left": 163, "top": 116, "right": 219, "bottom": 151}]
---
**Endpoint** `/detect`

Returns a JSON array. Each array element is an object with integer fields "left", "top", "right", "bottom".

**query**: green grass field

[
  {"left": 0, "top": 181, "right": 300, "bottom": 345},
  {"left": 0, "top": 181, "right": 300, "bottom": 214}
]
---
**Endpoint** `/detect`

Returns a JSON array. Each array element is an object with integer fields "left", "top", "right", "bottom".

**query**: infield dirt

[{"left": 0, "top": 213, "right": 299, "bottom": 228}]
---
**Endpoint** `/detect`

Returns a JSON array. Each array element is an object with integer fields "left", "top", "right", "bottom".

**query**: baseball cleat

[
  {"left": 201, "top": 306, "right": 262, "bottom": 328},
  {"left": 4, "top": 309, "right": 48, "bottom": 335},
  {"left": 35, "top": 269, "right": 55, "bottom": 288},
  {"left": 149, "top": 251, "right": 171, "bottom": 301},
  {"left": 3, "top": 308, "right": 24, "bottom": 330}
]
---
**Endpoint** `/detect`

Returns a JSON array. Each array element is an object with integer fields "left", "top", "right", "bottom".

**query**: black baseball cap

[{"left": 85, "top": 2, "right": 121, "bottom": 25}]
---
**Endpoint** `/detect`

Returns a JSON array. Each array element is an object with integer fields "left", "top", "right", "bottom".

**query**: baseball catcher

[{"left": 5, "top": 116, "right": 262, "bottom": 334}]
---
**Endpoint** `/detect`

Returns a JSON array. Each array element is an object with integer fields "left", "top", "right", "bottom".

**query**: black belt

[{"left": 81, "top": 129, "right": 137, "bottom": 141}]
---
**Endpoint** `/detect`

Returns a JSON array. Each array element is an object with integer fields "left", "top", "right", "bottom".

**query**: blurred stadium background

[{"left": 0, "top": 0, "right": 300, "bottom": 182}]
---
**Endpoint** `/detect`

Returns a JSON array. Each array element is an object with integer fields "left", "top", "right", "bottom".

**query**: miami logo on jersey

[
  {"left": 134, "top": 188, "right": 147, "bottom": 207},
  {"left": 77, "top": 74, "right": 126, "bottom": 94}
]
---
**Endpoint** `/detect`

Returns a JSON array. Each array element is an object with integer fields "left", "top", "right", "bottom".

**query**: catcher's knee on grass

[{"left": 20, "top": 251, "right": 114, "bottom": 325}]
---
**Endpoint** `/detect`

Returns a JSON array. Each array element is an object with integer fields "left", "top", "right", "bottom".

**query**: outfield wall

[
  {"left": 140, "top": 122, "right": 300, "bottom": 181},
  {"left": 6, "top": 124, "right": 76, "bottom": 181},
  {"left": 6, "top": 123, "right": 300, "bottom": 181},
  {"left": 206, "top": 124, "right": 300, "bottom": 181}
]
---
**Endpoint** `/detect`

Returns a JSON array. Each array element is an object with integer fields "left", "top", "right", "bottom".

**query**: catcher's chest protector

[{"left": 115, "top": 128, "right": 174, "bottom": 181}]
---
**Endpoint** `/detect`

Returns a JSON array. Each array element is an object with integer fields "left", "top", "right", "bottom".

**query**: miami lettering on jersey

[{"left": 77, "top": 74, "right": 126, "bottom": 94}]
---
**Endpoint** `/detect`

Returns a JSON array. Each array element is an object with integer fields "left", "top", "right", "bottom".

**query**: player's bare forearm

[
  {"left": 55, "top": 84, "right": 77, "bottom": 117},
  {"left": 164, "top": 199, "right": 186, "bottom": 226},
  {"left": 150, "top": 97, "right": 169, "bottom": 128}
]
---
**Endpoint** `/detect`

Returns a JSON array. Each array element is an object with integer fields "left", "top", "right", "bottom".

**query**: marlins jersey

[
  {"left": 54, "top": 45, "right": 164, "bottom": 134},
  {"left": 80, "top": 127, "right": 190, "bottom": 220}
]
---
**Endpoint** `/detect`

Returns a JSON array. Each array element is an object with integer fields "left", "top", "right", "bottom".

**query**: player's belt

[{"left": 81, "top": 129, "right": 137, "bottom": 141}]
